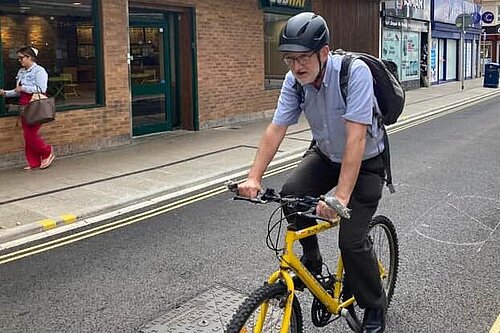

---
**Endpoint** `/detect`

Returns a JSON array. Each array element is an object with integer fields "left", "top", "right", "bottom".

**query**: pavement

[{"left": 0, "top": 78, "right": 499, "bottom": 252}]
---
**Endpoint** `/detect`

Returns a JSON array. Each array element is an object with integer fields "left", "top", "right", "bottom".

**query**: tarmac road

[{"left": 0, "top": 97, "right": 499, "bottom": 332}]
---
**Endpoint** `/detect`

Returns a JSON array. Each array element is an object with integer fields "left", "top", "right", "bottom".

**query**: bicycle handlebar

[{"left": 226, "top": 181, "right": 351, "bottom": 219}]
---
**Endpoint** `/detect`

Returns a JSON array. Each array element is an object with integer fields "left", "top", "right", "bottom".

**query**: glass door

[{"left": 129, "top": 14, "right": 171, "bottom": 136}]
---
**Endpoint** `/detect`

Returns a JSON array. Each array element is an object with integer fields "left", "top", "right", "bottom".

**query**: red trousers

[
  {"left": 21, "top": 117, "right": 52, "bottom": 168},
  {"left": 19, "top": 92, "right": 52, "bottom": 168}
]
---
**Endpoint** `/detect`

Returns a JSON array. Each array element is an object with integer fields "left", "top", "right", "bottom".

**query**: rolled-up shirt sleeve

[
  {"left": 4, "top": 89, "right": 19, "bottom": 98},
  {"left": 343, "top": 60, "right": 374, "bottom": 125},
  {"left": 272, "top": 71, "right": 302, "bottom": 126}
]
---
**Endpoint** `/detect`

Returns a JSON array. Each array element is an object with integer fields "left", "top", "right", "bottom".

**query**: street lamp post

[{"left": 455, "top": 5, "right": 471, "bottom": 91}]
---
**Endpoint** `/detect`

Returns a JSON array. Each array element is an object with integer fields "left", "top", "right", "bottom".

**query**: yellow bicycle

[{"left": 225, "top": 184, "right": 399, "bottom": 333}]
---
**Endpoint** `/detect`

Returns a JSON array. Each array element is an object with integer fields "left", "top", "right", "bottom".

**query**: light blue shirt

[
  {"left": 4, "top": 63, "right": 48, "bottom": 97},
  {"left": 272, "top": 52, "right": 385, "bottom": 163}
]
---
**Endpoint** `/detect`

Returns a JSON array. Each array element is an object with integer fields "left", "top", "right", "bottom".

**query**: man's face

[{"left": 282, "top": 46, "right": 329, "bottom": 84}]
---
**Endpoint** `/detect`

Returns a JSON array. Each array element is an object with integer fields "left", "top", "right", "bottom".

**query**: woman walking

[{"left": 0, "top": 46, "right": 54, "bottom": 170}]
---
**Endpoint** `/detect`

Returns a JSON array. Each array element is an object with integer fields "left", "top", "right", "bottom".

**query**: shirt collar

[{"left": 23, "top": 63, "right": 37, "bottom": 72}]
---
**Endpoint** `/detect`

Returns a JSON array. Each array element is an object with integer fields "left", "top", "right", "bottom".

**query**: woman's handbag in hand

[{"left": 21, "top": 93, "right": 55, "bottom": 125}]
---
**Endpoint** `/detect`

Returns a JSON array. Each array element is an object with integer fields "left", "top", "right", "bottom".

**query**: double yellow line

[
  {"left": 0, "top": 161, "right": 299, "bottom": 265},
  {"left": 0, "top": 98, "right": 490, "bottom": 265}
]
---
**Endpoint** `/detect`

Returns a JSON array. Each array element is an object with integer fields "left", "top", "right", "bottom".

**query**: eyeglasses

[{"left": 282, "top": 52, "right": 316, "bottom": 67}]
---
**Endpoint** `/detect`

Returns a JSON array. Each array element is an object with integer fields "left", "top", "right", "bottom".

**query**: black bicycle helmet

[{"left": 278, "top": 12, "right": 330, "bottom": 53}]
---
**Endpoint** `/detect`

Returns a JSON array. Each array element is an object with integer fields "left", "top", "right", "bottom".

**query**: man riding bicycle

[{"left": 238, "top": 12, "right": 388, "bottom": 333}]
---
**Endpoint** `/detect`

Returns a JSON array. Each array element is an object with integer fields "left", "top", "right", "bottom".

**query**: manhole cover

[{"left": 139, "top": 285, "right": 245, "bottom": 333}]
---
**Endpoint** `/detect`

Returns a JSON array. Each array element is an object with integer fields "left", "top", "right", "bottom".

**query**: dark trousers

[{"left": 280, "top": 147, "right": 386, "bottom": 309}]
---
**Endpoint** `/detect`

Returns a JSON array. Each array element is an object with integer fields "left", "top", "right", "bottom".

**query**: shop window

[
  {"left": 264, "top": 13, "right": 290, "bottom": 89},
  {"left": 382, "top": 29, "right": 422, "bottom": 83},
  {"left": 401, "top": 32, "right": 420, "bottom": 82},
  {"left": 0, "top": 0, "right": 102, "bottom": 116},
  {"left": 382, "top": 29, "right": 403, "bottom": 80}
]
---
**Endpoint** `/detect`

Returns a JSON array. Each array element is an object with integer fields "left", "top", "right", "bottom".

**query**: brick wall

[
  {"left": 194, "top": 0, "right": 322, "bottom": 128},
  {"left": 0, "top": 0, "right": 323, "bottom": 167},
  {"left": 195, "top": 0, "right": 279, "bottom": 128}
]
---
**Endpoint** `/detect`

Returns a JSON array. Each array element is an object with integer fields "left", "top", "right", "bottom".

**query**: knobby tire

[
  {"left": 226, "top": 282, "right": 303, "bottom": 333},
  {"left": 344, "top": 215, "right": 399, "bottom": 331}
]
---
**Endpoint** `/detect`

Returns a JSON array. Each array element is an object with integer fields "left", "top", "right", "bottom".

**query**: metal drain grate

[{"left": 139, "top": 285, "right": 245, "bottom": 333}]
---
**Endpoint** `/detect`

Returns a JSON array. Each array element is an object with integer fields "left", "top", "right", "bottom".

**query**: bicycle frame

[{"left": 256, "top": 218, "right": 357, "bottom": 333}]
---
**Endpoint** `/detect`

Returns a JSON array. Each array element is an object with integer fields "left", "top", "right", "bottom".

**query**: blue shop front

[{"left": 430, "top": 0, "right": 482, "bottom": 84}]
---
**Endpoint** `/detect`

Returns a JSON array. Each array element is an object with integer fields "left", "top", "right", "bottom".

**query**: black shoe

[
  {"left": 362, "top": 307, "right": 386, "bottom": 333},
  {"left": 293, "top": 254, "right": 323, "bottom": 291},
  {"left": 300, "top": 254, "right": 323, "bottom": 276}
]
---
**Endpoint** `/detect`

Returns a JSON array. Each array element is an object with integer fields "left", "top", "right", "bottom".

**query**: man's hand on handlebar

[
  {"left": 316, "top": 200, "right": 338, "bottom": 221},
  {"left": 236, "top": 178, "right": 263, "bottom": 199}
]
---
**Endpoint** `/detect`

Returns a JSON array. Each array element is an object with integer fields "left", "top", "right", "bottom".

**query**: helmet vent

[
  {"left": 314, "top": 27, "right": 326, "bottom": 41},
  {"left": 297, "top": 22, "right": 309, "bottom": 37}
]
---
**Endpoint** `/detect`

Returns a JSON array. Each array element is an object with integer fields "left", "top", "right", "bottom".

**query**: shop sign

[
  {"left": 260, "top": 0, "right": 312, "bottom": 12},
  {"left": 482, "top": 11, "right": 494, "bottom": 24},
  {"left": 434, "top": 0, "right": 482, "bottom": 26},
  {"left": 396, "top": 0, "right": 424, "bottom": 10},
  {"left": 383, "top": 0, "right": 430, "bottom": 21},
  {"left": 482, "top": 24, "right": 500, "bottom": 34},
  {"left": 384, "top": 17, "right": 429, "bottom": 32}
]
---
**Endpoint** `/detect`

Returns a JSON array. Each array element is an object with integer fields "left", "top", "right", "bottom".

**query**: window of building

[
  {"left": 446, "top": 39, "right": 457, "bottom": 81},
  {"left": 382, "top": 29, "right": 421, "bottom": 82},
  {"left": 0, "top": 0, "right": 103, "bottom": 117},
  {"left": 382, "top": 29, "right": 403, "bottom": 79},
  {"left": 264, "top": 13, "right": 290, "bottom": 89},
  {"left": 402, "top": 31, "right": 420, "bottom": 81}
]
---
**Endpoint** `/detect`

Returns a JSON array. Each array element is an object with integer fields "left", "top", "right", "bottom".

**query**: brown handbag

[{"left": 21, "top": 93, "right": 56, "bottom": 125}]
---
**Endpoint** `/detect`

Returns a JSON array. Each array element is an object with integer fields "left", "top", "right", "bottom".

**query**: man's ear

[{"left": 320, "top": 45, "right": 330, "bottom": 60}]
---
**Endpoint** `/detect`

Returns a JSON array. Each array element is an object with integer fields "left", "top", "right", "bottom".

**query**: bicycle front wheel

[{"left": 226, "top": 282, "right": 303, "bottom": 333}]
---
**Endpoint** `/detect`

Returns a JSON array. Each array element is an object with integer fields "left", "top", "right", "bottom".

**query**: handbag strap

[{"left": 33, "top": 86, "right": 45, "bottom": 100}]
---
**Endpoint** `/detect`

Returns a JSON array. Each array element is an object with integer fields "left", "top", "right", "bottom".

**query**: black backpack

[
  {"left": 334, "top": 49, "right": 405, "bottom": 126},
  {"left": 294, "top": 50, "right": 404, "bottom": 193}
]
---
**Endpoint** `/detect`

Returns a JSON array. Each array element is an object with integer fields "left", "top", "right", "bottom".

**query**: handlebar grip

[
  {"left": 226, "top": 180, "right": 239, "bottom": 193},
  {"left": 322, "top": 196, "right": 351, "bottom": 219}
]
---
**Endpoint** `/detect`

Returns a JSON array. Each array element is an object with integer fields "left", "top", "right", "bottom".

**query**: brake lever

[{"left": 233, "top": 195, "right": 267, "bottom": 204}]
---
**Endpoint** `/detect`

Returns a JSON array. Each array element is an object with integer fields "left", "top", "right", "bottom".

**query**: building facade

[
  {"left": 1, "top": 1, "right": 487, "bottom": 169},
  {"left": 1, "top": 0, "right": 387, "bottom": 168},
  {"left": 481, "top": 0, "right": 500, "bottom": 64},
  {"left": 381, "top": 0, "right": 432, "bottom": 89},
  {"left": 0, "top": 0, "right": 321, "bottom": 167},
  {"left": 430, "top": 0, "right": 482, "bottom": 84}
]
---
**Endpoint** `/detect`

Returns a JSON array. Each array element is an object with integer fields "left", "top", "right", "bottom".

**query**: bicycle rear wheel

[
  {"left": 226, "top": 282, "right": 303, "bottom": 333},
  {"left": 344, "top": 215, "right": 399, "bottom": 330}
]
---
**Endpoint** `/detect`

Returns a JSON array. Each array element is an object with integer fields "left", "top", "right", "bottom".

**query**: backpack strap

[
  {"left": 339, "top": 53, "right": 354, "bottom": 107},
  {"left": 381, "top": 125, "right": 396, "bottom": 193},
  {"left": 293, "top": 79, "right": 316, "bottom": 149},
  {"left": 339, "top": 53, "right": 396, "bottom": 193}
]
